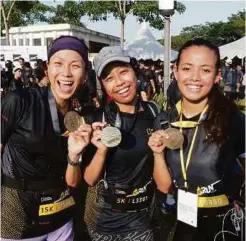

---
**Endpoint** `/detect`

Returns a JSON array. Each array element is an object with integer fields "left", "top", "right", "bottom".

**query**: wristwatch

[{"left": 67, "top": 154, "right": 82, "bottom": 166}]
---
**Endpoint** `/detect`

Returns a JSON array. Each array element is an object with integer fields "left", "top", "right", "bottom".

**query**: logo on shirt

[{"left": 197, "top": 180, "right": 222, "bottom": 195}]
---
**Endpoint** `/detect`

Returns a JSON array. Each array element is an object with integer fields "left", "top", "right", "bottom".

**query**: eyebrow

[
  {"left": 52, "top": 56, "right": 82, "bottom": 64},
  {"left": 181, "top": 63, "right": 213, "bottom": 67}
]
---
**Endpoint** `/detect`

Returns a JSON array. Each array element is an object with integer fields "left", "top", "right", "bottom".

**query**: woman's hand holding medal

[
  {"left": 65, "top": 111, "right": 92, "bottom": 161},
  {"left": 148, "top": 128, "right": 184, "bottom": 154},
  {"left": 91, "top": 122, "right": 109, "bottom": 152}
]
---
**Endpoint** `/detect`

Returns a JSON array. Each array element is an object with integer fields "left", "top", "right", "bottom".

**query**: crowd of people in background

[{"left": 1, "top": 55, "right": 245, "bottom": 106}]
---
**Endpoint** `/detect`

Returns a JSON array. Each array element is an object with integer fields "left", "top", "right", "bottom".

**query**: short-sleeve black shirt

[{"left": 84, "top": 101, "right": 158, "bottom": 234}]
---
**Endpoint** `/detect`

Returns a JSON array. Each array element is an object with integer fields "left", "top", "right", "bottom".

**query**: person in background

[
  {"left": 18, "top": 57, "right": 25, "bottom": 69},
  {"left": 8, "top": 65, "right": 24, "bottom": 92},
  {"left": 149, "top": 38, "right": 245, "bottom": 241},
  {"left": 33, "top": 61, "right": 49, "bottom": 87},
  {"left": 1, "top": 35, "right": 92, "bottom": 241},
  {"left": 82, "top": 46, "right": 171, "bottom": 241}
]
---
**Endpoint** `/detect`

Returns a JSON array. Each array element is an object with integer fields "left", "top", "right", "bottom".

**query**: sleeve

[
  {"left": 153, "top": 111, "right": 169, "bottom": 131},
  {"left": 1, "top": 92, "right": 22, "bottom": 145},
  {"left": 230, "top": 110, "right": 245, "bottom": 157}
]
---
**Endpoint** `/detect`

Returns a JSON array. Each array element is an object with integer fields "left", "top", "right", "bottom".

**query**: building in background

[{"left": 1, "top": 23, "right": 121, "bottom": 64}]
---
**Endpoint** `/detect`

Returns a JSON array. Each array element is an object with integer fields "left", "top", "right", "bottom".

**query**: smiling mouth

[
  {"left": 57, "top": 80, "right": 74, "bottom": 92},
  {"left": 186, "top": 85, "right": 202, "bottom": 92},
  {"left": 117, "top": 87, "right": 130, "bottom": 95}
]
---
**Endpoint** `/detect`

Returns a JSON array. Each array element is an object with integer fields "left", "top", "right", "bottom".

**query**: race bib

[
  {"left": 38, "top": 188, "right": 75, "bottom": 225},
  {"left": 177, "top": 189, "right": 198, "bottom": 227}
]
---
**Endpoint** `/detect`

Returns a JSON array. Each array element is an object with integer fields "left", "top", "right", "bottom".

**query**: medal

[
  {"left": 64, "top": 111, "right": 84, "bottom": 132},
  {"left": 164, "top": 128, "right": 184, "bottom": 150},
  {"left": 101, "top": 126, "right": 122, "bottom": 147}
]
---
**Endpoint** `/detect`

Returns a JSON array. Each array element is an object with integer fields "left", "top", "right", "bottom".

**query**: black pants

[{"left": 173, "top": 213, "right": 244, "bottom": 241}]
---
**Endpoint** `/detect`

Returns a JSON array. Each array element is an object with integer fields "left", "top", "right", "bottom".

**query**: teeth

[
  {"left": 187, "top": 85, "right": 201, "bottom": 92},
  {"left": 59, "top": 80, "right": 73, "bottom": 85},
  {"left": 118, "top": 87, "right": 129, "bottom": 94}
]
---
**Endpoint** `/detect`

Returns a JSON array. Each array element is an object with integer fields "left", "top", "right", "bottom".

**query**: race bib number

[
  {"left": 39, "top": 196, "right": 75, "bottom": 216},
  {"left": 177, "top": 189, "right": 198, "bottom": 227}
]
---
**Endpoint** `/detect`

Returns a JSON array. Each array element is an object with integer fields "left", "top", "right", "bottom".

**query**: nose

[
  {"left": 191, "top": 68, "right": 201, "bottom": 82},
  {"left": 62, "top": 64, "right": 72, "bottom": 77},
  {"left": 114, "top": 74, "right": 124, "bottom": 86}
]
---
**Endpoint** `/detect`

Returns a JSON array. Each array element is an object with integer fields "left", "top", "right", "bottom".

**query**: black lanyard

[
  {"left": 103, "top": 98, "right": 140, "bottom": 132},
  {"left": 48, "top": 88, "right": 61, "bottom": 135}
]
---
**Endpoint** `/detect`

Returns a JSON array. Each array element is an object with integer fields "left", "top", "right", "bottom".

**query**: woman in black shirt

[
  {"left": 149, "top": 38, "right": 245, "bottom": 241},
  {"left": 83, "top": 46, "right": 171, "bottom": 240},
  {"left": 1, "top": 36, "right": 92, "bottom": 240}
]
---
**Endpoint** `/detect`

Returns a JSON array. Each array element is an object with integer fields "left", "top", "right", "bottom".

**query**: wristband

[{"left": 67, "top": 154, "right": 82, "bottom": 166}]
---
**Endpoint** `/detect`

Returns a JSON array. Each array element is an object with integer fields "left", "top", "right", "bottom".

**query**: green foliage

[
  {"left": 152, "top": 91, "right": 167, "bottom": 111},
  {"left": 83, "top": 0, "right": 185, "bottom": 29},
  {"left": 1, "top": 1, "right": 54, "bottom": 35},
  {"left": 48, "top": 0, "right": 86, "bottom": 27},
  {"left": 167, "top": 10, "right": 245, "bottom": 51}
]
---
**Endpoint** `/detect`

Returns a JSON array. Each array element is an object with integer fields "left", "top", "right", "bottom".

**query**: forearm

[
  {"left": 84, "top": 150, "right": 107, "bottom": 186},
  {"left": 153, "top": 152, "right": 172, "bottom": 193},
  {"left": 66, "top": 154, "right": 82, "bottom": 188},
  {"left": 150, "top": 79, "right": 155, "bottom": 92}
]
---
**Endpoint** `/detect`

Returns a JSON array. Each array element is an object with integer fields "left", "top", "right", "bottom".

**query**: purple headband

[{"left": 48, "top": 36, "right": 88, "bottom": 68}]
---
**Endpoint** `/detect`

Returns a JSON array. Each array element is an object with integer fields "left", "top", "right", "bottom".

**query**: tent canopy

[
  {"left": 124, "top": 23, "right": 178, "bottom": 61},
  {"left": 219, "top": 37, "right": 245, "bottom": 59}
]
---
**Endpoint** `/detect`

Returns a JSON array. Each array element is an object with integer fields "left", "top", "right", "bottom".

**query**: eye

[
  {"left": 182, "top": 67, "right": 190, "bottom": 71},
  {"left": 72, "top": 64, "right": 81, "bottom": 69},
  {"left": 54, "top": 61, "right": 62, "bottom": 66},
  {"left": 203, "top": 69, "right": 211, "bottom": 73},
  {"left": 104, "top": 77, "right": 113, "bottom": 83},
  {"left": 120, "top": 69, "right": 128, "bottom": 74}
]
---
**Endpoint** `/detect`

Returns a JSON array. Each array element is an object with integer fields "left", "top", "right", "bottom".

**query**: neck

[
  {"left": 51, "top": 87, "right": 69, "bottom": 115},
  {"left": 116, "top": 98, "right": 137, "bottom": 114},
  {"left": 182, "top": 98, "right": 208, "bottom": 118}
]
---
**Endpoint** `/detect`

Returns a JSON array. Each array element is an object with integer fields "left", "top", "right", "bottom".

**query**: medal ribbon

[{"left": 179, "top": 104, "right": 208, "bottom": 189}]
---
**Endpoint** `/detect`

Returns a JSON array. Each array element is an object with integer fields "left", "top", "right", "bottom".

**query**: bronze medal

[
  {"left": 64, "top": 111, "right": 84, "bottom": 132},
  {"left": 164, "top": 128, "right": 184, "bottom": 150},
  {"left": 101, "top": 126, "right": 122, "bottom": 148}
]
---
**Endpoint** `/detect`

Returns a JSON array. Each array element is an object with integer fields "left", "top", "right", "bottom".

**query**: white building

[{"left": 2, "top": 23, "right": 120, "bottom": 53}]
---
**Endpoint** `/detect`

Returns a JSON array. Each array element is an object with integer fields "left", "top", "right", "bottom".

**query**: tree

[
  {"left": 167, "top": 10, "right": 245, "bottom": 51},
  {"left": 48, "top": 0, "right": 86, "bottom": 27},
  {"left": 0, "top": 1, "right": 53, "bottom": 45},
  {"left": 83, "top": 0, "right": 186, "bottom": 49}
]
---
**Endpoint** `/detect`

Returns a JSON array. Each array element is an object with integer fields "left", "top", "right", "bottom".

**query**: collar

[{"left": 170, "top": 100, "right": 208, "bottom": 128}]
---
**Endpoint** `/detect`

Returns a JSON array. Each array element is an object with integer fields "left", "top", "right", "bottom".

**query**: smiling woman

[
  {"left": 150, "top": 38, "right": 245, "bottom": 241},
  {"left": 82, "top": 46, "right": 171, "bottom": 241},
  {"left": 1, "top": 36, "right": 92, "bottom": 241}
]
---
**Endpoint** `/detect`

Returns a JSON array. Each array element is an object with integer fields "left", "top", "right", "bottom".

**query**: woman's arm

[
  {"left": 66, "top": 124, "right": 92, "bottom": 187},
  {"left": 84, "top": 122, "right": 108, "bottom": 186},
  {"left": 153, "top": 152, "right": 172, "bottom": 193},
  {"left": 84, "top": 149, "right": 107, "bottom": 186},
  {"left": 149, "top": 130, "right": 172, "bottom": 193}
]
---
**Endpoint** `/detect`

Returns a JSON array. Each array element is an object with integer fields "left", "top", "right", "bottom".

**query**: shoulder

[
  {"left": 142, "top": 100, "right": 160, "bottom": 117},
  {"left": 229, "top": 110, "right": 245, "bottom": 130},
  {"left": 154, "top": 111, "right": 169, "bottom": 130}
]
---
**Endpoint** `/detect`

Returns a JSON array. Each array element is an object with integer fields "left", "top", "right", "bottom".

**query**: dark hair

[
  {"left": 176, "top": 38, "right": 238, "bottom": 147},
  {"left": 19, "top": 57, "right": 24, "bottom": 62}
]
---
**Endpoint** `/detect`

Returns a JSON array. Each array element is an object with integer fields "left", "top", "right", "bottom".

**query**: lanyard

[
  {"left": 102, "top": 98, "right": 140, "bottom": 131},
  {"left": 48, "top": 88, "right": 61, "bottom": 135},
  {"left": 179, "top": 104, "right": 208, "bottom": 189}
]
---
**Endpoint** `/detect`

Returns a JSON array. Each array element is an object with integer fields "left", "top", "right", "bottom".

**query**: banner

[{"left": 0, "top": 46, "right": 47, "bottom": 68}]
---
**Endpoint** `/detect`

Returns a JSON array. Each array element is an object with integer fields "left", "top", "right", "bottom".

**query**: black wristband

[{"left": 67, "top": 155, "right": 82, "bottom": 166}]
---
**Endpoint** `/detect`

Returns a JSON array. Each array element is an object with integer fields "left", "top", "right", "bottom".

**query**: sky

[
  {"left": 81, "top": 1, "right": 245, "bottom": 42},
  {"left": 45, "top": 1, "right": 245, "bottom": 42}
]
